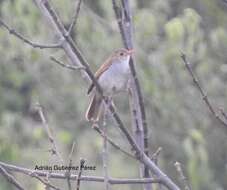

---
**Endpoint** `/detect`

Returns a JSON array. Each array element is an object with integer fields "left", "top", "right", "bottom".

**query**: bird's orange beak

[{"left": 127, "top": 49, "right": 134, "bottom": 55}]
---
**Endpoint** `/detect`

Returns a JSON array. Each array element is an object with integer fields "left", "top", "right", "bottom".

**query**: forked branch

[
  {"left": 0, "top": 165, "right": 26, "bottom": 190},
  {"left": 35, "top": 0, "right": 180, "bottom": 189},
  {"left": 181, "top": 53, "right": 227, "bottom": 130},
  {"left": 0, "top": 19, "right": 62, "bottom": 49},
  {"left": 0, "top": 161, "right": 162, "bottom": 185}
]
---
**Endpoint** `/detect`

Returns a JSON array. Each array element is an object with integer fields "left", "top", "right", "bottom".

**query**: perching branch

[
  {"left": 0, "top": 19, "right": 62, "bottom": 49},
  {"left": 35, "top": 1, "right": 180, "bottom": 189},
  {"left": 0, "top": 1, "right": 180, "bottom": 189},
  {"left": 35, "top": 0, "right": 139, "bottom": 158},
  {"left": 181, "top": 53, "right": 227, "bottom": 130},
  {"left": 0, "top": 0, "right": 137, "bottom": 173},
  {"left": 112, "top": 0, "right": 150, "bottom": 186}
]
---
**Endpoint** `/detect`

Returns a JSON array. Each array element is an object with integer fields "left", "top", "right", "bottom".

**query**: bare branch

[
  {"left": 0, "top": 165, "right": 26, "bottom": 190},
  {"left": 67, "top": 0, "right": 82, "bottom": 36},
  {"left": 112, "top": 0, "right": 150, "bottom": 187},
  {"left": 34, "top": 1, "right": 179, "bottom": 189},
  {"left": 66, "top": 167, "right": 72, "bottom": 190},
  {"left": 219, "top": 107, "right": 227, "bottom": 121},
  {"left": 0, "top": 161, "right": 162, "bottom": 185},
  {"left": 36, "top": 103, "right": 64, "bottom": 163},
  {"left": 102, "top": 106, "right": 109, "bottom": 190},
  {"left": 0, "top": 19, "right": 62, "bottom": 49},
  {"left": 112, "top": 0, "right": 128, "bottom": 47},
  {"left": 181, "top": 53, "right": 227, "bottom": 129},
  {"left": 76, "top": 159, "right": 85, "bottom": 190},
  {"left": 174, "top": 162, "right": 191, "bottom": 190},
  {"left": 36, "top": 0, "right": 142, "bottom": 162},
  {"left": 36, "top": 0, "right": 139, "bottom": 161},
  {"left": 112, "top": 1, "right": 182, "bottom": 190},
  {"left": 50, "top": 56, "right": 85, "bottom": 71}
]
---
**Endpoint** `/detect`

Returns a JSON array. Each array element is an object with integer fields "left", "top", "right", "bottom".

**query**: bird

[{"left": 85, "top": 48, "right": 134, "bottom": 121}]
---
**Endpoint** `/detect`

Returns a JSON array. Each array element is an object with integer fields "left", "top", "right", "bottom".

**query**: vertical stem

[
  {"left": 103, "top": 100, "right": 110, "bottom": 190},
  {"left": 76, "top": 159, "right": 84, "bottom": 190},
  {"left": 37, "top": 103, "right": 64, "bottom": 163},
  {"left": 112, "top": 1, "right": 150, "bottom": 189}
]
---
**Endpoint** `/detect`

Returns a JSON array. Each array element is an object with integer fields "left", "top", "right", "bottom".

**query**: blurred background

[{"left": 0, "top": 0, "right": 227, "bottom": 190}]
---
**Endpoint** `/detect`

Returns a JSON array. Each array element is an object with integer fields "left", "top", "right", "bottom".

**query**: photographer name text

[{"left": 34, "top": 164, "right": 96, "bottom": 171}]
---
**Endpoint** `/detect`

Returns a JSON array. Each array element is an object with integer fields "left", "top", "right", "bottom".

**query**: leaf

[{"left": 165, "top": 18, "right": 184, "bottom": 42}]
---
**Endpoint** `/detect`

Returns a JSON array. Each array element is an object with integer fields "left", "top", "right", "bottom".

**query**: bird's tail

[{"left": 86, "top": 93, "right": 103, "bottom": 121}]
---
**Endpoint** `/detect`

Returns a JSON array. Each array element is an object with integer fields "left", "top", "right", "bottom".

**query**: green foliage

[
  {"left": 0, "top": 133, "right": 19, "bottom": 162},
  {"left": 165, "top": 18, "right": 184, "bottom": 43},
  {"left": 183, "top": 129, "right": 214, "bottom": 190}
]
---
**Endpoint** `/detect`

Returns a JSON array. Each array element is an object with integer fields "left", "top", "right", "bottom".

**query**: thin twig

[
  {"left": 0, "top": 165, "right": 26, "bottom": 190},
  {"left": 0, "top": 19, "right": 62, "bottom": 49},
  {"left": 151, "top": 147, "right": 162, "bottom": 165},
  {"left": 50, "top": 56, "right": 85, "bottom": 71},
  {"left": 150, "top": 148, "right": 164, "bottom": 190},
  {"left": 92, "top": 124, "right": 135, "bottom": 159},
  {"left": 219, "top": 108, "right": 227, "bottom": 121},
  {"left": 174, "top": 162, "right": 191, "bottom": 190},
  {"left": 102, "top": 103, "right": 109, "bottom": 190},
  {"left": 0, "top": 160, "right": 162, "bottom": 185},
  {"left": 67, "top": 0, "right": 82, "bottom": 36},
  {"left": 181, "top": 53, "right": 227, "bottom": 129},
  {"left": 112, "top": 0, "right": 128, "bottom": 47},
  {"left": 45, "top": 172, "right": 51, "bottom": 190},
  {"left": 65, "top": 142, "right": 76, "bottom": 190},
  {"left": 76, "top": 159, "right": 85, "bottom": 190},
  {"left": 69, "top": 142, "right": 76, "bottom": 160},
  {"left": 36, "top": 103, "right": 64, "bottom": 163}
]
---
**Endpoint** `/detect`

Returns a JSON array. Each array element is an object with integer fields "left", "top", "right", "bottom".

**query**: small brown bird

[{"left": 86, "top": 48, "right": 134, "bottom": 121}]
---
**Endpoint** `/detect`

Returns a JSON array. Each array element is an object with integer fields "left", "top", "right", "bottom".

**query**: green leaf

[{"left": 165, "top": 18, "right": 184, "bottom": 42}]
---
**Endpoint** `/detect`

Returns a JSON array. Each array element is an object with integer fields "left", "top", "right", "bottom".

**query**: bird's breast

[{"left": 98, "top": 59, "right": 130, "bottom": 96}]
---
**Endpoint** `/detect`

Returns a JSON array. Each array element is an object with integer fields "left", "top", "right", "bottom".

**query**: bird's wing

[{"left": 87, "top": 57, "right": 113, "bottom": 94}]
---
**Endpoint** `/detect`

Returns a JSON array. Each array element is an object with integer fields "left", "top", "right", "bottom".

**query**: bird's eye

[{"left": 120, "top": 52, "right": 124, "bottom": 56}]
